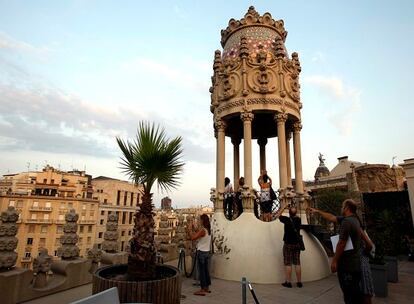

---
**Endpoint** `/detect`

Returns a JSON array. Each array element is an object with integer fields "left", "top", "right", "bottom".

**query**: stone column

[
  {"left": 102, "top": 212, "right": 119, "bottom": 253},
  {"left": 241, "top": 110, "right": 254, "bottom": 188},
  {"left": 258, "top": 138, "right": 268, "bottom": 173},
  {"left": 293, "top": 121, "right": 304, "bottom": 194},
  {"left": 0, "top": 206, "right": 18, "bottom": 270},
  {"left": 286, "top": 131, "right": 292, "bottom": 187},
  {"left": 57, "top": 209, "right": 80, "bottom": 260},
  {"left": 275, "top": 112, "right": 288, "bottom": 189},
  {"left": 232, "top": 137, "right": 241, "bottom": 191},
  {"left": 215, "top": 119, "right": 226, "bottom": 210}
]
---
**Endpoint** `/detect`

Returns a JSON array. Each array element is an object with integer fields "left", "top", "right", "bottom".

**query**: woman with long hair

[
  {"left": 258, "top": 170, "right": 273, "bottom": 222},
  {"left": 189, "top": 214, "right": 212, "bottom": 296}
]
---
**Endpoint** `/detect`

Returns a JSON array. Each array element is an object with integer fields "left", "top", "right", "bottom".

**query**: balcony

[
  {"left": 79, "top": 220, "right": 95, "bottom": 224},
  {"left": 29, "top": 206, "right": 53, "bottom": 212},
  {"left": 20, "top": 256, "right": 32, "bottom": 262},
  {"left": 25, "top": 219, "right": 53, "bottom": 224}
]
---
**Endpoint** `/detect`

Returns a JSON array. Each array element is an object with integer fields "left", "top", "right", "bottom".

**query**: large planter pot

[
  {"left": 370, "top": 263, "right": 388, "bottom": 297},
  {"left": 384, "top": 256, "right": 398, "bottom": 283},
  {"left": 93, "top": 264, "right": 181, "bottom": 304}
]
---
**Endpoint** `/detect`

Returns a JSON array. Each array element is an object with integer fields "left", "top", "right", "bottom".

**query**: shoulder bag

[{"left": 290, "top": 217, "right": 305, "bottom": 251}]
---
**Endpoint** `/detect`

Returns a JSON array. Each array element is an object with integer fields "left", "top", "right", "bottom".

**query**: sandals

[{"left": 193, "top": 290, "right": 206, "bottom": 296}]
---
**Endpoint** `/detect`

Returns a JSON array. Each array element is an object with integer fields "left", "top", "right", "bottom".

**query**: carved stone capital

[
  {"left": 214, "top": 119, "right": 227, "bottom": 131},
  {"left": 240, "top": 110, "right": 254, "bottom": 122},
  {"left": 257, "top": 138, "right": 268, "bottom": 146},
  {"left": 293, "top": 121, "right": 302, "bottom": 132},
  {"left": 286, "top": 130, "right": 292, "bottom": 140},
  {"left": 275, "top": 112, "right": 288, "bottom": 123},
  {"left": 231, "top": 137, "right": 241, "bottom": 145}
]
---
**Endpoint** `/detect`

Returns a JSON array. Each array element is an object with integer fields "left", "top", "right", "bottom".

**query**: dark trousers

[
  {"left": 338, "top": 270, "right": 363, "bottom": 304},
  {"left": 197, "top": 250, "right": 211, "bottom": 289},
  {"left": 224, "top": 197, "right": 233, "bottom": 219},
  {"left": 235, "top": 193, "right": 243, "bottom": 215}
]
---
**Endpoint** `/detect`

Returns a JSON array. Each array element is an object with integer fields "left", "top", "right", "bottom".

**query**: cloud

[
  {"left": 303, "top": 75, "right": 361, "bottom": 135},
  {"left": 0, "top": 58, "right": 214, "bottom": 163},
  {"left": 311, "top": 51, "right": 325, "bottom": 63},
  {"left": 0, "top": 31, "right": 50, "bottom": 55}
]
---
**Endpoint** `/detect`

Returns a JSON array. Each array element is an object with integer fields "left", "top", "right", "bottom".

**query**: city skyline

[{"left": 1, "top": 1, "right": 413, "bottom": 206}]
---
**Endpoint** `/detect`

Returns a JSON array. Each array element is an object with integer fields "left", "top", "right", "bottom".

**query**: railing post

[{"left": 241, "top": 277, "right": 247, "bottom": 304}]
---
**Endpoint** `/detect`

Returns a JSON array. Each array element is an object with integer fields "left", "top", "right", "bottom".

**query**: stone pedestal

[
  {"left": 211, "top": 212, "right": 330, "bottom": 283},
  {"left": 0, "top": 268, "right": 33, "bottom": 304}
]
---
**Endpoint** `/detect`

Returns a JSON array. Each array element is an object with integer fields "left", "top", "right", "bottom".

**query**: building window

[
  {"left": 82, "top": 204, "right": 87, "bottom": 210},
  {"left": 68, "top": 202, "right": 73, "bottom": 209},
  {"left": 130, "top": 193, "right": 134, "bottom": 206},
  {"left": 57, "top": 225, "right": 63, "bottom": 234},
  {"left": 128, "top": 231, "right": 132, "bottom": 236},
  {"left": 28, "top": 225, "right": 35, "bottom": 233},
  {"left": 117, "top": 190, "right": 120, "bottom": 205},
  {"left": 79, "top": 237, "right": 83, "bottom": 244},
  {"left": 60, "top": 202, "right": 65, "bottom": 209},
  {"left": 103, "top": 199, "right": 107, "bottom": 204},
  {"left": 122, "top": 212, "right": 126, "bottom": 224},
  {"left": 124, "top": 191, "right": 127, "bottom": 206},
  {"left": 98, "top": 232, "right": 103, "bottom": 238},
  {"left": 25, "top": 252, "right": 31, "bottom": 258},
  {"left": 54, "top": 250, "right": 58, "bottom": 256},
  {"left": 100, "top": 219, "right": 104, "bottom": 225},
  {"left": 87, "top": 237, "right": 91, "bottom": 244},
  {"left": 27, "top": 238, "right": 33, "bottom": 245},
  {"left": 41, "top": 225, "right": 47, "bottom": 233},
  {"left": 80, "top": 226, "right": 84, "bottom": 233},
  {"left": 51, "top": 179, "right": 54, "bottom": 184},
  {"left": 44, "top": 214, "right": 49, "bottom": 220},
  {"left": 101, "top": 210, "right": 105, "bottom": 216},
  {"left": 31, "top": 213, "right": 37, "bottom": 220},
  {"left": 121, "top": 231, "right": 125, "bottom": 236},
  {"left": 9, "top": 200, "right": 15, "bottom": 207},
  {"left": 90, "top": 211, "right": 94, "bottom": 217},
  {"left": 129, "top": 212, "right": 133, "bottom": 224},
  {"left": 43, "top": 179, "right": 47, "bottom": 184},
  {"left": 32, "top": 201, "right": 39, "bottom": 207},
  {"left": 97, "top": 244, "right": 101, "bottom": 249},
  {"left": 88, "top": 226, "right": 92, "bottom": 233},
  {"left": 45, "top": 202, "right": 51, "bottom": 208}
]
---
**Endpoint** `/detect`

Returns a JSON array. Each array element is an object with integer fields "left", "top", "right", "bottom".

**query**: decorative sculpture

[
  {"left": 87, "top": 244, "right": 102, "bottom": 274},
  {"left": 0, "top": 206, "right": 19, "bottom": 270},
  {"left": 102, "top": 212, "right": 119, "bottom": 253},
  {"left": 57, "top": 209, "right": 80, "bottom": 260},
  {"left": 32, "top": 248, "right": 52, "bottom": 288}
]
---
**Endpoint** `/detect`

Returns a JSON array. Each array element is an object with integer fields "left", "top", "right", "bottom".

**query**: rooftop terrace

[{"left": 24, "top": 259, "right": 414, "bottom": 304}]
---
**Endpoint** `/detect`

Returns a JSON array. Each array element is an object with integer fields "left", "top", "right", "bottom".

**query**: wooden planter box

[
  {"left": 384, "top": 256, "right": 398, "bottom": 283},
  {"left": 93, "top": 264, "right": 181, "bottom": 304},
  {"left": 370, "top": 263, "right": 388, "bottom": 297}
]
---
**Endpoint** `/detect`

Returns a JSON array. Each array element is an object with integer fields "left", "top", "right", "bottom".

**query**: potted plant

[{"left": 93, "top": 122, "right": 184, "bottom": 304}]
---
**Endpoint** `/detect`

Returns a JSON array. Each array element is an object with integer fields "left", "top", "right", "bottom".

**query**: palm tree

[{"left": 116, "top": 122, "right": 184, "bottom": 280}]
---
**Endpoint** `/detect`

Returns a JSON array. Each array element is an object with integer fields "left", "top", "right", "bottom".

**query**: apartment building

[
  {"left": 0, "top": 165, "right": 98, "bottom": 268},
  {"left": 91, "top": 176, "right": 143, "bottom": 252}
]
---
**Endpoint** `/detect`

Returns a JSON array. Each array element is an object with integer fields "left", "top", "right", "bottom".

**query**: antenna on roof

[{"left": 26, "top": 162, "right": 30, "bottom": 172}]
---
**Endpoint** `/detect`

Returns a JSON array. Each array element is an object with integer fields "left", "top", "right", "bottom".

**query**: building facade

[
  {"left": 0, "top": 166, "right": 98, "bottom": 268},
  {"left": 91, "top": 176, "right": 143, "bottom": 252}
]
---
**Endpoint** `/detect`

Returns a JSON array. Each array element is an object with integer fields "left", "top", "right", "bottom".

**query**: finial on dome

[
  {"left": 246, "top": 6, "right": 260, "bottom": 18},
  {"left": 274, "top": 36, "right": 285, "bottom": 58}
]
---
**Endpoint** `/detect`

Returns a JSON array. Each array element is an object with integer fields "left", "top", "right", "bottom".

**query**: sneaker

[
  {"left": 282, "top": 281, "right": 292, "bottom": 288},
  {"left": 297, "top": 282, "right": 303, "bottom": 288}
]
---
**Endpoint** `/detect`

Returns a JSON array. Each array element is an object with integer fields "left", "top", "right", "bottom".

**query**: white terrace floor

[{"left": 24, "top": 260, "right": 414, "bottom": 304}]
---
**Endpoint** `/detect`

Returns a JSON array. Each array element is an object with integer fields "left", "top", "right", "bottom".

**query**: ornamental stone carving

[
  {"left": 210, "top": 6, "right": 302, "bottom": 121},
  {"left": 157, "top": 213, "right": 172, "bottom": 252},
  {"left": 33, "top": 248, "right": 52, "bottom": 288},
  {"left": 275, "top": 112, "right": 288, "bottom": 123},
  {"left": 214, "top": 119, "right": 227, "bottom": 131},
  {"left": 173, "top": 213, "right": 187, "bottom": 250},
  {"left": 57, "top": 209, "right": 80, "bottom": 260},
  {"left": 102, "top": 212, "right": 119, "bottom": 253},
  {"left": 240, "top": 109, "right": 254, "bottom": 122},
  {"left": 87, "top": 244, "right": 102, "bottom": 274},
  {"left": 0, "top": 206, "right": 19, "bottom": 270},
  {"left": 292, "top": 121, "right": 302, "bottom": 132}
]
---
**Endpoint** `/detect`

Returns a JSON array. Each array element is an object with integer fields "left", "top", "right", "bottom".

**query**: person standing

[
  {"left": 308, "top": 206, "right": 374, "bottom": 304},
  {"left": 235, "top": 177, "right": 244, "bottom": 217},
  {"left": 279, "top": 207, "right": 303, "bottom": 288},
  {"left": 258, "top": 170, "right": 273, "bottom": 222},
  {"left": 189, "top": 214, "right": 212, "bottom": 296},
  {"left": 224, "top": 177, "right": 234, "bottom": 219},
  {"left": 330, "top": 199, "right": 363, "bottom": 304}
]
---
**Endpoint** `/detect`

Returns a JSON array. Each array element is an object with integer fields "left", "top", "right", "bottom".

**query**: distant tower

[
  {"left": 161, "top": 197, "right": 172, "bottom": 210},
  {"left": 209, "top": 7, "right": 330, "bottom": 284}
]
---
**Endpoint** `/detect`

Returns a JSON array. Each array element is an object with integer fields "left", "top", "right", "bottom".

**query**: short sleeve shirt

[
  {"left": 279, "top": 215, "right": 301, "bottom": 245},
  {"left": 337, "top": 215, "right": 361, "bottom": 272}
]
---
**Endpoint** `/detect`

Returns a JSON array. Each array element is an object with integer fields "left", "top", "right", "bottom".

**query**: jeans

[
  {"left": 338, "top": 270, "right": 363, "bottom": 304},
  {"left": 197, "top": 250, "right": 211, "bottom": 289}
]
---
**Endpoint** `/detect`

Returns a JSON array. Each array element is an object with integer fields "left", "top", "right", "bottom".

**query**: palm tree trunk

[{"left": 127, "top": 192, "right": 156, "bottom": 280}]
